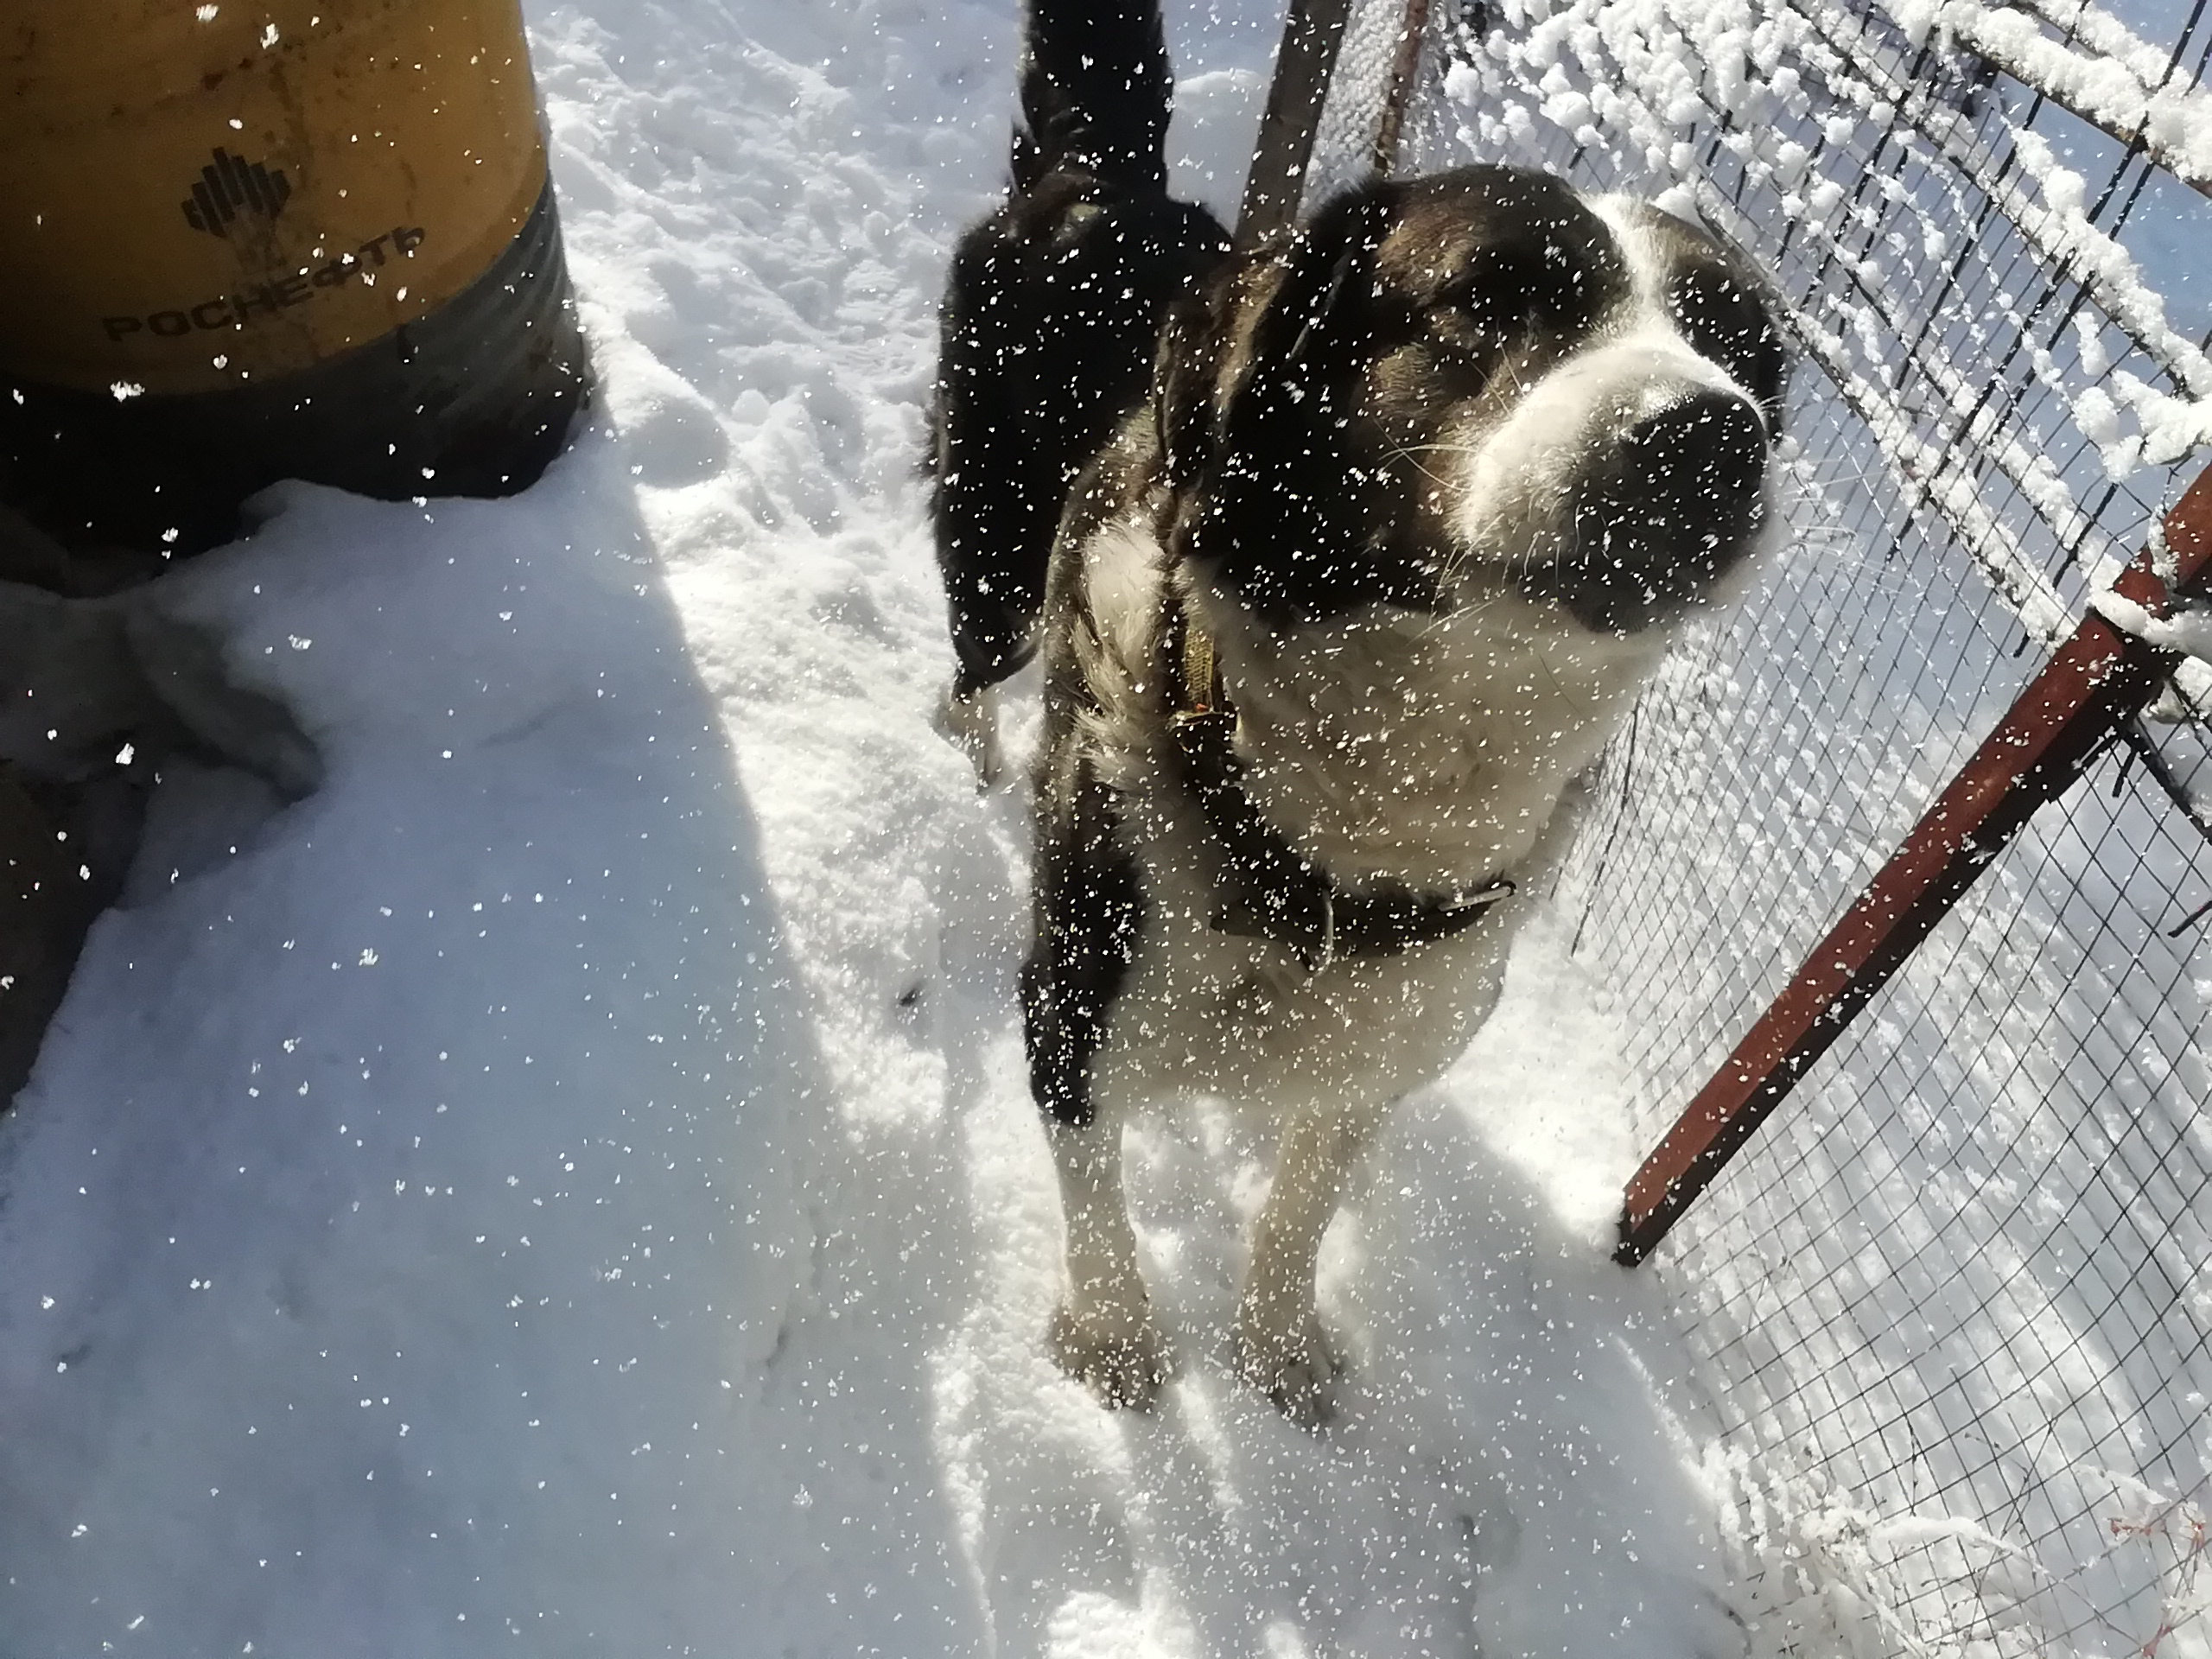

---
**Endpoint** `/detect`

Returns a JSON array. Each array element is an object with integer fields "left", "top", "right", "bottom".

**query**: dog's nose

[
  {"left": 1530, "top": 388, "right": 1772, "bottom": 633},
  {"left": 1622, "top": 391, "right": 1768, "bottom": 508}
]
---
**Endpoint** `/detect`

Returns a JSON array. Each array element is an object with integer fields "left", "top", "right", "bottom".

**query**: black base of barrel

[{"left": 1, "top": 178, "right": 592, "bottom": 556}]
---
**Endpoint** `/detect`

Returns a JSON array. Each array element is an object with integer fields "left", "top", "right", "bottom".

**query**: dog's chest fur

[
  {"left": 1190, "top": 586, "right": 1662, "bottom": 891},
  {"left": 1055, "top": 510, "right": 1662, "bottom": 1113}
]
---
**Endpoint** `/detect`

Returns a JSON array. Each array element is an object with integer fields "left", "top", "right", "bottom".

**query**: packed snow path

[{"left": 1, "top": 2, "right": 1752, "bottom": 1654}]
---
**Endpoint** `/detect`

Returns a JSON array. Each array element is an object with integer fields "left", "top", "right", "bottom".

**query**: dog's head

[{"left": 1156, "top": 165, "right": 1783, "bottom": 637}]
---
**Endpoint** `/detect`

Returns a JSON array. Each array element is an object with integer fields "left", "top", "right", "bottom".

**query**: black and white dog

[{"left": 931, "top": 0, "right": 1783, "bottom": 1423}]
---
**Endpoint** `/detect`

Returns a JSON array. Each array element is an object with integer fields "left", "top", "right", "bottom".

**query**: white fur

[
  {"left": 1199, "top": 586, "right": 1662, "bottom": 891},
  {"left": 1450, "top": 204, "right": 1772, "bottom": 569}
]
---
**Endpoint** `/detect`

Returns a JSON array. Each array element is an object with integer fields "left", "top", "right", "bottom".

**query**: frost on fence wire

[
  {"left": 1295, "top": 1, "right": 2212, "bottom": 1654},
  {"left": 1297, "top": 0, "right": 1444, "bottom": 204}
]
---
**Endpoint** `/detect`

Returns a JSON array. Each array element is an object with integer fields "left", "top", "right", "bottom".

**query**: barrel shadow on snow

[{"left": 0, "top": 430, "right": 988, "bottom": 1656}]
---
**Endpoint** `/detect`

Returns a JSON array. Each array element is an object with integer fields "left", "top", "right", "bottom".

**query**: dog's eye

[
  {"left": 1442, "top": 282, "right": 1523, "bottom": 337},
  {"left": 1439, "top": 236, "right": 1599, "bottom": 342},
  {"left": 1439, "top": 258, "right": 1548, "bottom": 342}
]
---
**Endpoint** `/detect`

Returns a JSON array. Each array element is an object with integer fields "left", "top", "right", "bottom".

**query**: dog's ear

[
  {"left": 1154, "top": 189, "right": 1394, "bottom": 492},
  {"left": 1205, "top": 187, "right": 1395, "bottom": 478},
  {"left": 1245, "top": 186, "right": 1395, "bottom": 380}
]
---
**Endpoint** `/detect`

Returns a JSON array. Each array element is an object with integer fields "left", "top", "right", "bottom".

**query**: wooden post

[
  {"left": 1616, "top": 465, "right": 2212, "bottom": 1266},
  {"left": 1238, "top": 0, "right": 1355, "bottom": 247}
]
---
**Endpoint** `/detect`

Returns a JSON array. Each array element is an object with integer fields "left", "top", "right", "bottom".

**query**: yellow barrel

[{"left": 0, "top": 0, "right": 590, "bottom": 553}]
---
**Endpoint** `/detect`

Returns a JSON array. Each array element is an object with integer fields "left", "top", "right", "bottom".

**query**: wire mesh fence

[
  {"left": 1303, "top": 0, "right": 1440, "bottom": 194},
  {"left": 1297, "top": 2, "right": 2212, "bottom": 1652}
]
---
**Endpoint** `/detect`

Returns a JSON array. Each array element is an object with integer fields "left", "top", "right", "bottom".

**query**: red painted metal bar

[{"left": 1616, "top": 464, "right": 2212, "bottom": 1267}]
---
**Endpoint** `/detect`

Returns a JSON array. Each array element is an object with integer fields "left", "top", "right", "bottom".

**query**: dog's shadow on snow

[{"left": 926, "top": 918, "right": 1751, "bottom": 1658}]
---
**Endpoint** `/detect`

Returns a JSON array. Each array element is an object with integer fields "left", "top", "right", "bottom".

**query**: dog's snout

[
  {"left": 1623, "top": 391, "right": 1767, "bottom": 506},
  {"left": 1516, "top": 386, "right": 1773, "bottom": 634}
]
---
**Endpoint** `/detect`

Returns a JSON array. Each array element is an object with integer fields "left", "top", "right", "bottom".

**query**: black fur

[
  {"left": 1020, "top": 756, "right": 1147, "bottom": 1127},
  {"left": 1533, "top": 388, "right": 1770, "bottom": 632},
  {"left": 1156, "top": 188, "right": 1450, "bottom": 626},
  {"left": 1010, "top": 0, "right": 1173, "bottom": 194},
  {"left": 927, "top": 0, "right": 1229, "bottom": 695},
  {"left": 931, "top": 0, "right": 1228, "bottom": 1119},
  {"left": 1158, "top": 167, "right": 1651, "bottom": 627},
  {"left": 1663, "top": 264, "right": 1787, "bottom": 420}
]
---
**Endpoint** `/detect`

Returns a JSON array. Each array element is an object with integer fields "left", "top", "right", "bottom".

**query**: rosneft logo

[
  {"left": 181, "top": 148, "right": 292, "bottom": 237},
  {"left": 101, "top": 225, "right": 429, "bottom": 345}
]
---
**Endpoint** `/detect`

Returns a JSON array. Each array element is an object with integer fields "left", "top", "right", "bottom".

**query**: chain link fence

[{"left": 1294, "top": 1, "right": 2212, "bottom": 1651}]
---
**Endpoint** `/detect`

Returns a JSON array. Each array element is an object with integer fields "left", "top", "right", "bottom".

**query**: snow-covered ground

[{"left": 0, "top": 2, "right": 1772, "bottom": 1656}]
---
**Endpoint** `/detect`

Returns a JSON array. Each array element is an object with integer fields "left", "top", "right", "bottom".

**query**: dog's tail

[{"left": 1013, "top": 0, "right": 1173, "bottom": 195}]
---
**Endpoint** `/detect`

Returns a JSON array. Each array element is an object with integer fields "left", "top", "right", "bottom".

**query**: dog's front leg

[
  {"left": 1025, "top": 754, "right": 1160, "bottom": 1405},
  {"left": 1234, "top": 1094, "right": 1389, "bottom": 1427},
  {"left": 1046, "top": 1112, "right": 1170, "bottom": 1408}
]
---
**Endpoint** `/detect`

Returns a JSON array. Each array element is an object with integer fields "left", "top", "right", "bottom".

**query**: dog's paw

[
  {"left": 934, "top": 685, "right": 1000, "bottom": 789},
  {"left": 1232, "top": 1319, "right": 1342, "bottom": 1429},
  {"left": 1048, "top": 1303, "right": 1171, "bottom": 1411}
]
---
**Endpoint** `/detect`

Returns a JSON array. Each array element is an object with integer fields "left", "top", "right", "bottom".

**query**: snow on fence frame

[{"left": 1271, "top": 0, "right": 2212, "bottom": 1652}]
